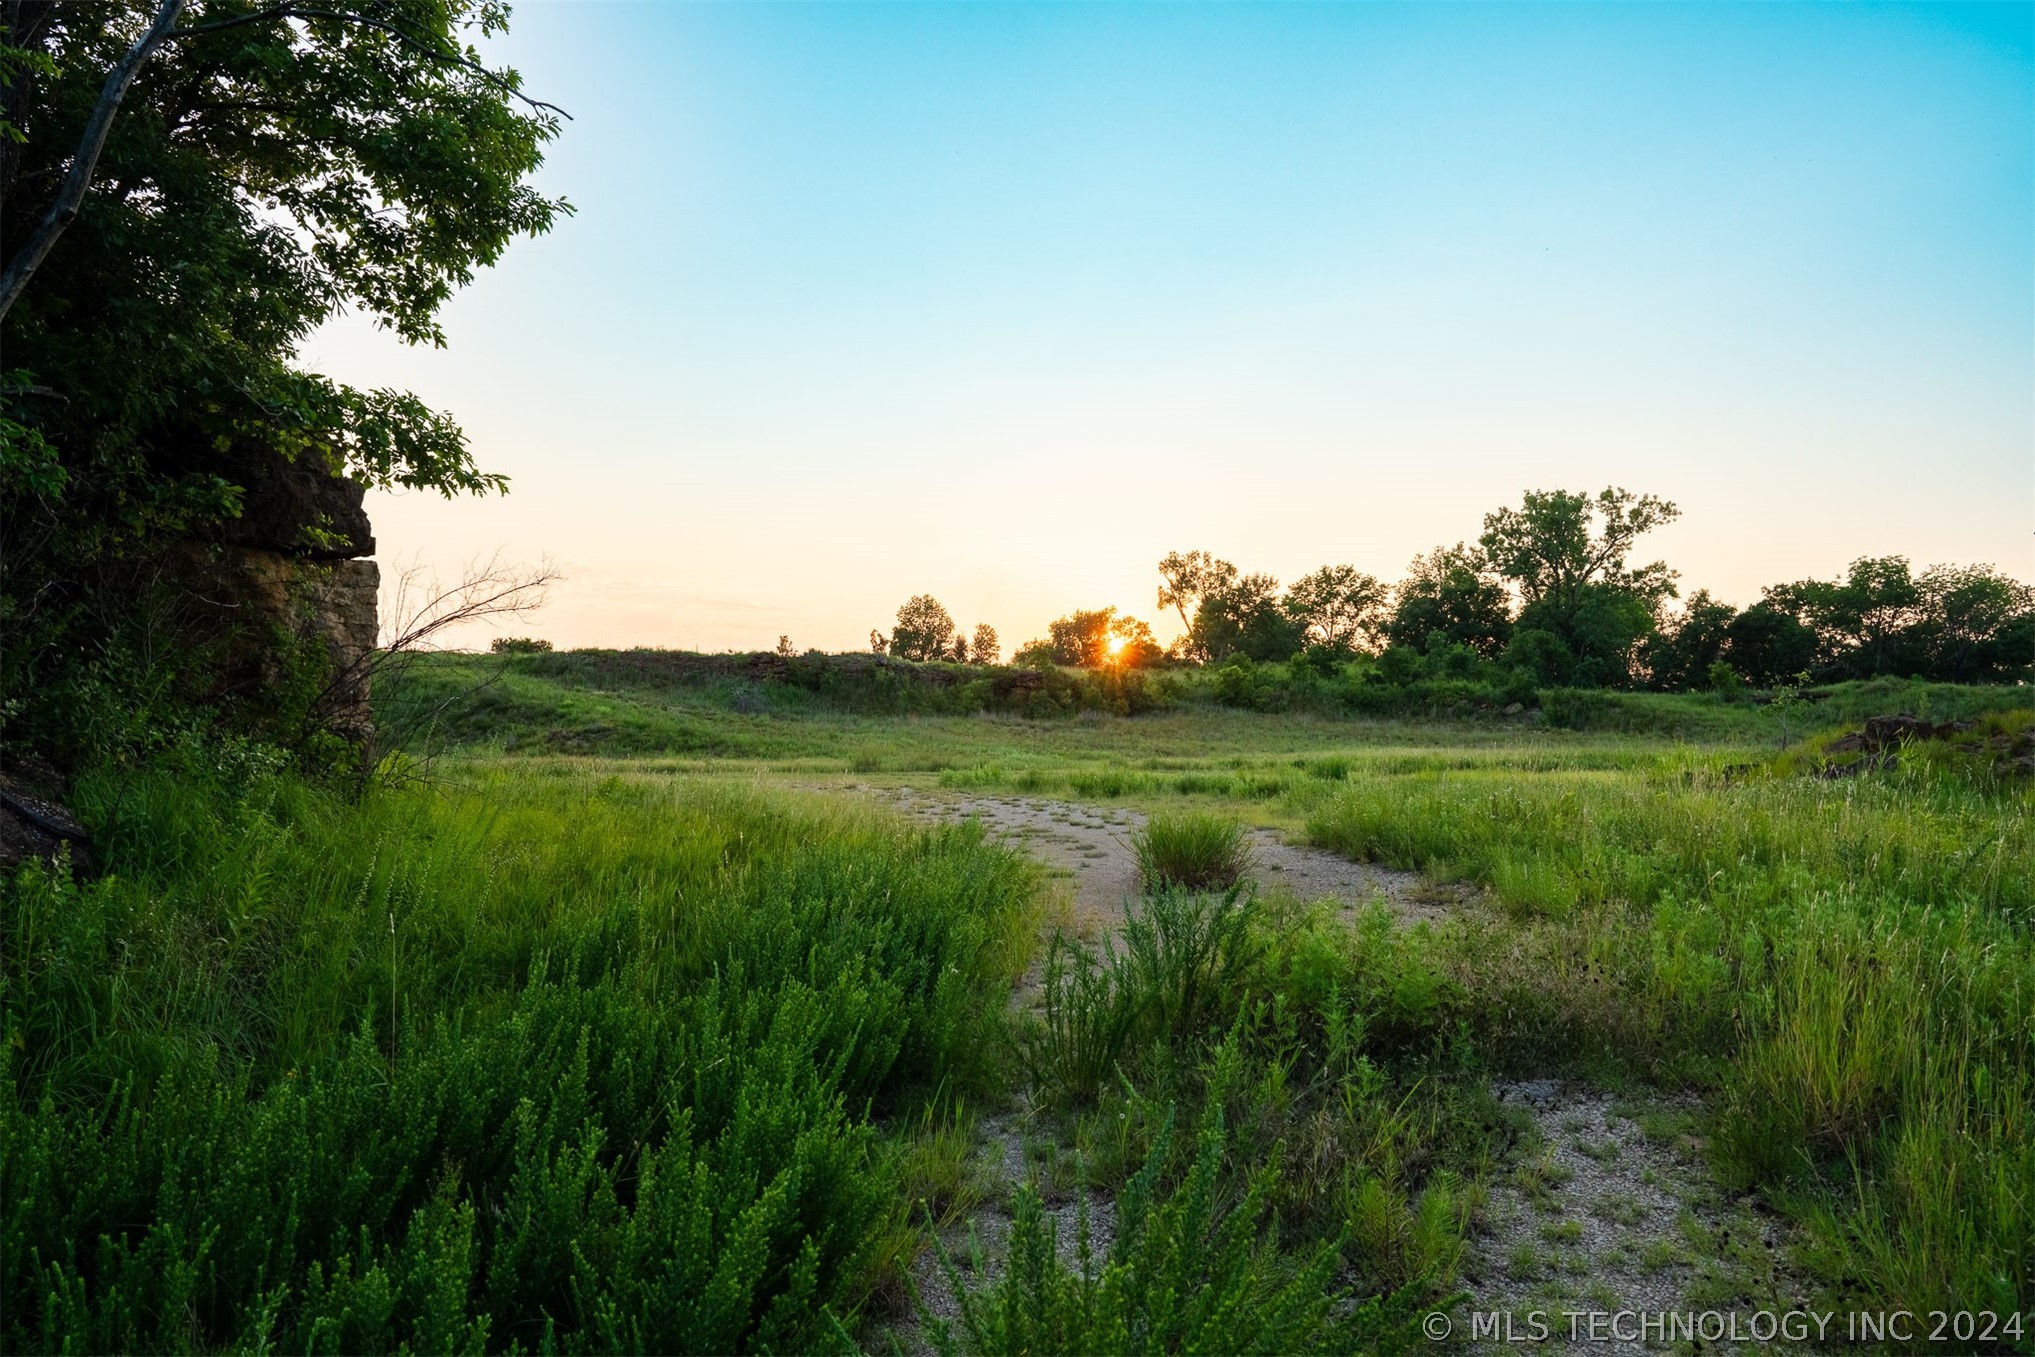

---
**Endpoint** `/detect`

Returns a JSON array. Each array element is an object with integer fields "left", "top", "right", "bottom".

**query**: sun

[{"left": 1105, "top": 633, "right": 1129, "bottom": 660}]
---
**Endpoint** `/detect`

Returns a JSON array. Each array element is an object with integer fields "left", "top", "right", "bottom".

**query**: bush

[
  {"left": 1132, "top": 811, "right": 1254, "bottom": 893},
  {"left": 3, "top": 766, "right": 1040, "bottom": 1351},
  {"left": 489, "top": 636, "right": 553, "bottom": 654},
  {"left": 932, "top": 1104, "right": 1362, "bottom": 1356}
]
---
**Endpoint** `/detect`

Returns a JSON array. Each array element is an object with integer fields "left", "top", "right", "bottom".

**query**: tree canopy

[
  {"left": 1385, "top": 544, "right": 1513, "bottom": 658},
  {"left": 1283, "top": 565, "right": 1388, "bottom": 654},
  {"left": 2, "top": 0, "right": 567, "bottom": 752},
  {"left": 1156, "top": 550, "right": 1237, "bottom": 641},
  {"left": 887, "top": 595, "right": 957, "bottom": 662}
]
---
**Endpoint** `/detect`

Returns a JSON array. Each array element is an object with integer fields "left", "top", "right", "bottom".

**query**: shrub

[
  {"left": 489, "top": 636, "right": 553, "bottom": 654},
  {"left": 932, "top": 1105, "right": 1354, "bottom": 1356},
  {"left": 1131, "top": 810, "right": 1254, "bottom": 893},
  {"left": 1023, "top": 889, "right": 1262, "bottom": 1105},
  {"left": 3, "top": 768, "right": 1041, "bottom": 1351}
]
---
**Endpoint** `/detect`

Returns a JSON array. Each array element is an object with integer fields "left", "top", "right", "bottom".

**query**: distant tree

[
  {"left": 950, "top": 632, "right": 969, "bottom": 663},
  {"left": 888, "top": 594, "right": 956, "bottom": 662},
  {"left": 1013, "top": 638, "right": 1057, "bottom": 668},
  {"left": 1284, "top": 565, "right": 1389, "bottom": 654},
  {"left": 1046, "top": 607, "right": 1162, "bottom": 667},
  {"left": 869, "top": 629, "right": 889, "bottom": 657},
  {"left": 775, "top": 634, "right": 795, "bottom": 658},
  {"left": 1723, "top": 604, "right": 1818, "bottom": 686},
  {"left": 1109, "top": 615, "right": 1163, "bottom": 667},
  {"left": 1640, "top": 589, "right": 1737, "bottom": 689},
  {"left": 1157, "top": 551, "right": 1239, "bottom": 654},
  {"left": 1914, "top": 564, "right": 2035, "bottom": 682},
  {"left": 1480, "top": 488, "right": 1679, "bottom": 687},
  {"left": 1511, "top": 584, "right": 1656, "bottom": 687},
  {"left": 1763, "top": 556, "right": 1923, "bottom": 679},
  {"left": 490, "top": 636, "right": 553, "bottom": 655},
  {"left": 1503, "top": 629, "right": 1576, "bottom": 687},
  {"left": 1481, "top": 488, "right": 1680, "bottom": 615},
  {"left": 1048, "top": 609, "right": 1111, "bottom": 666},
  {"left": 970, "top": 623, "right": 1001, "bottom": 666},
  {"left": 1385, "top": 543, "right": 1514, "bottom": 658},
  {"left": 1192, "top": 573, "right": 1303, "bottom": 663}
]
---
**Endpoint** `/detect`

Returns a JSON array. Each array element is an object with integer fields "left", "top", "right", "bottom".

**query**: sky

[{"left": 303, "top": 1, "right": 2035, "bottom": 653}]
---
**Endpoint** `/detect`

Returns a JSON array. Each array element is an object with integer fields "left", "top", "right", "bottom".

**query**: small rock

[{"left": 0, "top": 770, "right": 91, "bottom": 874}]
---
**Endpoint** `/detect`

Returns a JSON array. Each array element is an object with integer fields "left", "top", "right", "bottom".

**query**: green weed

[{"left": 1131, "top": 810, "right": 1254, "bottom": 893}]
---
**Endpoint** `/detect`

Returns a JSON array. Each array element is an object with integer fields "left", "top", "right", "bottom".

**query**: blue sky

[{"left": 307, "top": 1, "right": 2035, "bottom": 651}]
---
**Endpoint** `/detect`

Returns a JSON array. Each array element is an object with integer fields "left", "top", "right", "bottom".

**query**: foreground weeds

[
  {"left": 1309, "top": 750, "right": 2035, "bottom": 1318},
  {"left": 3, "top": 767, "right": 1037, "bottom": 1352}
]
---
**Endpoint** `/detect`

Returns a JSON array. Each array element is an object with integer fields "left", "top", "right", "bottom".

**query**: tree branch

[
  {"left": 0, "top": 0, "right": 568, "bottom": 324},
  {"left": 164, "top": 4, "right": 572, "bottom": 120},
  {"left": 0, "top": 0, "right": 188, "bottom": 323}
]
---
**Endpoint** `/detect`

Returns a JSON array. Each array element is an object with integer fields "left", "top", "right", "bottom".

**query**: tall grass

[
  {"left": 2, "top": 764, "right": 1039, "bottom": 1351},
  {"left": 1024, "top": 889, "right": 1261, "bottom": 1106},
  {"left": 1307, "top": 744, "right": 2035, "bottom": 1313},
  {"left": 1131, "top": 811, "right": 1255, "bottom": 893}
]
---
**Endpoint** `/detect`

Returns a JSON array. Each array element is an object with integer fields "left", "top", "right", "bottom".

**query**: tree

[
  {"left": 887, "top": 594, "right": 956, "bottom": 662},
  {"left": 1385, "top": 543, "right": 1513, "bottom": 658},
  {"left": 869, "top": 629, "right": 889, "bottom": 657},
  {"left": 1283, "top": 565, "right": 1388, "bottom": 654},
  {"left": 2, "top": 0, "right": 566, "bottom": 751},
  {"left": 1045, "top": 607, "right": 1161, "bottom": 668},
  {"left": 1763, "top": 556, "right": 1923, "bottom": 679},
  {"left": 1723, "top": 604, "right": 1818, "bottom": 686},
  {"left": 1640, "top": 589, "right": 1737, "bottom": 689},
  {"left": 1156, "top": 550, "right": 1238, "bottom": 648},
  {"left": 1191, "top": 573, "right": 1302, "bottom": 663},
  {"left": 1479, "top": 488, "right": 1679, "bottom": 687},
  {"left": 1479, "top": 488, "right": 1680, "bottom": 617},
  {"left": 1914, "top": 564, "right": 2035, "bottom": 682},
  {"left": 969, "top": 623, "right": 1000, "bottom": 666}
]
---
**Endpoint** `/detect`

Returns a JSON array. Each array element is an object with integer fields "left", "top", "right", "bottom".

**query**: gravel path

[
  {"left": 843, "top": 788, "right": 1779, "bottom": 1352},
  {"left": 1458, "top": 1082, "right": 1803, "bottom": 1354},
  {"left": 877, "top": 789, "right": 1460, "bottom": 935}
]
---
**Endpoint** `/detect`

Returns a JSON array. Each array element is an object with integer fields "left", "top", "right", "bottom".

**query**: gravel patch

[
  {"left": 877, "top": 790, "right": 1456, "bottom": 936},
  {"left": 887, "top": 1113, "right": 1116, "bottom": 1355},
  {"left": 1460, "top": 1082, "right": 1804, "bottom": 1354}
]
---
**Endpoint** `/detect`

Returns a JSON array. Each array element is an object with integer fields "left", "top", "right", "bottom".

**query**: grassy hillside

[{"left": 379, "top": 647, "right": 2032, "bottom": 764}]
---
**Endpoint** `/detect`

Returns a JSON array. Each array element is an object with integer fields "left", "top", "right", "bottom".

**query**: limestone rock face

[
  {"left": 169, "top": 454, "right": 381, "bottom": 739},
  {"left": 218, "top": 462, "right": 376, "bottom": 559}
]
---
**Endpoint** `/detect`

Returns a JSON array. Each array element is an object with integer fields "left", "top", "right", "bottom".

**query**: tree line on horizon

[{"left": 873, "top": 487, "right": 2034, "bottom": 691}]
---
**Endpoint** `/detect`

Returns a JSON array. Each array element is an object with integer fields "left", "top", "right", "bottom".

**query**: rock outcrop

[{"left": 168, "top": 453, "right": 380, "bottom": 738}]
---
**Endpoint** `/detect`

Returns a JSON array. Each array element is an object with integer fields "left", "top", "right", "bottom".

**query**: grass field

[{"left": 6, "top": 651, "right": 2031, "bottom": 1351}]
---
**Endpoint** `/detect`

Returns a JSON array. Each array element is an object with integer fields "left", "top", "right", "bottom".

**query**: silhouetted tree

[
  {"left": 887, "top": 594, "right": 956, "bottom": 661},
  {"left": 1481, "top": 488, "right": 1679, "bottom": 687},
  {"left": 1915, "top": 564, "right": 2035, "bottom": 682},
  {"left": 1284, "top": 565, "right": 1389, "bottom": 654},
  {"left": 1157, "top": 551, "right": 1238, "bottom": 656},
  {"left": 1641, "top": 590, "right": 1737, "bottom": 689},
  {"left": 1192, "top": 573, "right": 1302, "bottom": 662},
  {"left": 1046, "top": 607, "right": 1162, "bottom": 667},
  {"left": 970, "top": 623, "right": 1001, "bottom": 665},
  {"left": 1723, "top": 605, "right": 1818, "bottom": 686},
  {"left": 1385, "top": 543, "right": 1514, "bottom": 658}
]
